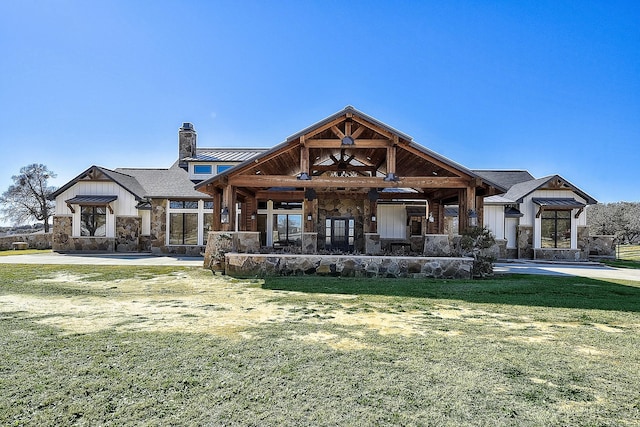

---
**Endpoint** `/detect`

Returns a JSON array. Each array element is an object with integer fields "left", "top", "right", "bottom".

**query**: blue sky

[{"left": 1, "top": 0, "right": 639, "bottom": 225}]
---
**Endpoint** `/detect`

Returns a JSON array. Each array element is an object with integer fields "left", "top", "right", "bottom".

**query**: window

[
  {"left": 194, "top": 165, "right": 212, "bottom": 174},
  {"left": 169, "top": 213, "right": 198, "bottom": 245},
  {"left": 217, "top": 165, "right": 233, "bottom": 174},
  {"left": 541, "top": 210, "right": 571, "bottom": 248},
  {"left": 167, "top": 199, "right": 214, "bottom": 246},
  {"left": 273, "top": 214, "right": 302, "bottom": 247},
  {"left": 80, "top": 206, "right": 107, "bottom": 237}
]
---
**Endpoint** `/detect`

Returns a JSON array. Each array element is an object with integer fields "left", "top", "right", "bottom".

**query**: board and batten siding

[
  {"left": 483, "top": 205, "right": 505, "bottom": 240},
  {"left": 54, "top": 181, "right": 140, "bottom": 238},
  {"left": 378, "top": 205, "right": 407, "bottom": 239}
]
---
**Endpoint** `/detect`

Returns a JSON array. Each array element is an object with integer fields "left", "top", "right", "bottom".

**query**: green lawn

[
  {"left": 0, "top": 249, "right": 51, "bottom": 256},
  {"left": 1, "top": 265, "right": 639, "bottom": 426}
]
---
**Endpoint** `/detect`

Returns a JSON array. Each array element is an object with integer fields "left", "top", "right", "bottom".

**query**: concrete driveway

[
  {"left": 495, "top": 261, "right": 640, "bottom": 281},
  {"left": 0, "top": 252, "right": 204, "bottom": 267}
]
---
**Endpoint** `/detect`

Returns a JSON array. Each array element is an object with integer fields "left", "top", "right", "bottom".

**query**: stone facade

[
  {"left": 517, "top": 225, "right": 534, "bottom": 259},
  {"left": 149, "top": 199, "right": 167, "bottom": 254},
  {"left": 423, "top": 234, "right": 453, "bottom": 256},
  {"left": 225, "top": 253, "right": 473, "bottom": 279},
  {"left": 0, "top": 232, "right": 52, "bottom": 251},
  {"left": 52, "top": 215, "right": 73, "bottom": 251},
  {"left": 115, "top": 216, "right": 142, "bottom": 252},
  {"left": 317, "top": 196, "right": 365, "bottom": 251}
]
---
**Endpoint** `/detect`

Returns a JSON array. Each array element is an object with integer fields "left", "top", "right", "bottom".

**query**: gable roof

[
  {"left": 503, "top": 175, "right": 597, "bottom": 204},
  {"left": 195, "top": 106, "right": 507, "bottom": 194},
  {"left": 472, "top": 170, "right": 535, "bottom": 190},
  {"left": 50, "top": 166, "right": 147, "bottom": 200},
  {"left": 115, "top": 164, "right": 206, "bottom": 199}
]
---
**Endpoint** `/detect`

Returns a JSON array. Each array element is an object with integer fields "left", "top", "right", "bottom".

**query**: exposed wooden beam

[
  {"left": 331, "top": 125, "right": 345, "bottom": 139},
  {"left": 305, "top": 139, "right": 392, "bottom": 148},
  {"left": 350, "top": 115, "right": 394, "bottom": 139},
  {"left": 229, "top": 175, "right": 470, "bottom": 188},
  {"left": 301, "top": 116, "right": 346, "bottom": 140}
]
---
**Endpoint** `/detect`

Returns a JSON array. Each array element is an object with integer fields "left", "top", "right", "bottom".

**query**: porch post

[
  {"left": 222, "top": 184, "right": 236, "bottom": 232},
  {"left": 213, "top": 188, "right": 222, "bottom": 230}
]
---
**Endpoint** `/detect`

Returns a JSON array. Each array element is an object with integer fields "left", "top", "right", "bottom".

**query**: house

[{"left": 51, "top": 106, "right": 597, "bottom": 260}]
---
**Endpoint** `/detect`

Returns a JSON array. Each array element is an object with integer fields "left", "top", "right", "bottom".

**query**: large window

[
  {"left": 273, "top": 214, "right": 302, "bottom": 247},
  {"left": 541, "top": 210, "right": 571, "bottom": 248},
  {"left": 167, "top": 200, "right": 213, "bottom": 246},
  {"left": 169, "top": 213, "right": 198, "bottom": 245},
  {"left": 80, "top": 206, "right": 107, "bottom": 237}
]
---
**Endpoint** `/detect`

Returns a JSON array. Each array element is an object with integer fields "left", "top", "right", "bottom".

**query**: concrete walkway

[
  {"left": 0, "top": 252, "right": 204, "bottom": 267},
  {"left": 1, "top": 252, "right": 639, "bottom": 282}
]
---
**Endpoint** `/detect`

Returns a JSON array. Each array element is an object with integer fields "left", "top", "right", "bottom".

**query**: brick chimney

[{"left": 178, "top": 122, "right": 197, "bottom": 168}]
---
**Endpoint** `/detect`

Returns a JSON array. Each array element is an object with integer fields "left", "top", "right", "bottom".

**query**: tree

[
  {"left": 0, "top": 164, "right": 57, "bottom": 232},
  {"left": 587, "top": 202, "right": 640, "bottom": 244}
]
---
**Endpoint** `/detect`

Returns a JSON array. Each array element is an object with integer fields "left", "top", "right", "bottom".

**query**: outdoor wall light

[
  {"left": 371, "top": 215, "right": 377, "bottom": 222},
  {"left": 428, "top": 212, "right": 434, "bottom": 223},
  {"left": 221, "top": 206, "right": 230, "bottom": 224},
  {"left": 251, "top": 212, "right": 256, "bottom": 220},
  {"left": 468, "top": 209, "right": 478, "bottom": 226},
  {"left": 307, "top": 214, "right": 313, "bottom": 221}
]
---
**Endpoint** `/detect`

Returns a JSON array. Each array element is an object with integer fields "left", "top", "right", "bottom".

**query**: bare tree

[{"left": 0, "top": 164, "right": 57, "bottom": 232}]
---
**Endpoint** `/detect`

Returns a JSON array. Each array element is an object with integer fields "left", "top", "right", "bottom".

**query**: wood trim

[{"left": 304, "top": 139, "right": 392, "bottom": 148}]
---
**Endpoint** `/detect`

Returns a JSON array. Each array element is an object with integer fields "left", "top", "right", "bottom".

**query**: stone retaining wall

[
  {"left": 0, "top": 232, "right": 52, "bottom": 250},
  {"left": 224, "top": 253, "right": 473, "bottom": 279}
]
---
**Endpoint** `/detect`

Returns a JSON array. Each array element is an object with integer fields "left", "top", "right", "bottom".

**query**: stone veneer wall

[
  {"left": 534, "top": 248, "right": 583, "bottom": 261},
  {"left": 115, "top": 216, "right": 141, "bottom": 252},
  {"left": 577, "top": 226, "right": 590, "bottom": 260},
  {"left": 0, "top": 232, "right": 52, "bottom": 250},
  {"left": 148, "top": 199, "right": 204, "bottom": 255},
  {"left": 225, "top": 253, "right": 474, "bottom": 279},
  {"left": 317, "top": 196, "right": 365, "bottom": 251}
]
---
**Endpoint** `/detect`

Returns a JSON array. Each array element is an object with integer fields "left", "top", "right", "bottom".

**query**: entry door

[{"left": 326, "top": 218, "right": 354, "bottom": 251}]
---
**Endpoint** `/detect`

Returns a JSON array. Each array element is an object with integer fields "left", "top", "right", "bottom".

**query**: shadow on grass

[{"left": 262, "top": 274, "right": 640, "bottom": 312}]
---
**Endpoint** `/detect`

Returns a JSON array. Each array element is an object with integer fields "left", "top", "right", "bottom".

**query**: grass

[
  {"left": 602, "top": 244, "right": 640, "bottom": 269},
  {"left": 1, "top": 264, "right": 639, "bottom": 426},
  {"left": 0, "top": 249, "right": 52, "bottom": 256}
]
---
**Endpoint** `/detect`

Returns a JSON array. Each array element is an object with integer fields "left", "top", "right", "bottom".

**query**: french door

[{"left": 325, "top": 217, "right": 354, "bottom": 251}]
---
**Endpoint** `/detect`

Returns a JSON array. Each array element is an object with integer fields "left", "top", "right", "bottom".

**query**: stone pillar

[
  {"left": 577, "top": 226, "right": 590, "bottom": 260},
  {"left": 150, "top": 199, "right": 167, "bottom": 254},
  {"left": 517, "top": 225, "right": 533, "bottom": 259},
  {"left": 365, "top": 233, "right": 381, "bottom": 255},
  {"left": 302, "top": 233, "right": 317, "bottom": 254},
  {"left": 203, "top": 232, "right": 234, "bottom": 272},
  {"left": 52, "top": 215, "right": 72, "bottom": 252}
]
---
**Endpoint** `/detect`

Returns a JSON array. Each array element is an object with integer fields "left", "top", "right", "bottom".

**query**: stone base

[
  {"left": 224, "top": 253, "right": 474, "bottom": 279},
  {"left": 302, "top": 233, "right": 317, "bottom": 254},
  {"left": 534, "top": 248, "right": 585, "bottom": 261}
]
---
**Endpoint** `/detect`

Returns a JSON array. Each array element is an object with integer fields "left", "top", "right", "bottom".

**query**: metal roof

[
  {"left": 532, "top": 198, "right": 586, "bottom": 209},
  {"left": 65, "top": 195, "right": 117, "bottom": 205},
  {"left": 185, "top": 148, "right": 268, "bottom": 162}
]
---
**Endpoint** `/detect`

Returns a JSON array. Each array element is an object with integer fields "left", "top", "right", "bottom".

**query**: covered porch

[{"left": 196, "top": 107, "right": 503, "bottom": 258}]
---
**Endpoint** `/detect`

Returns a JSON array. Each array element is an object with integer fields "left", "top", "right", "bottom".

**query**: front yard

[{"left": 1, "top": 264, "right": 639, "bottom": 426}]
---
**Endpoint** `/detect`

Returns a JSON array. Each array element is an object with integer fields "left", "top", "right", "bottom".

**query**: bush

[{"left": 459, "top": 226, "right": 497, "bottom": 278}]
